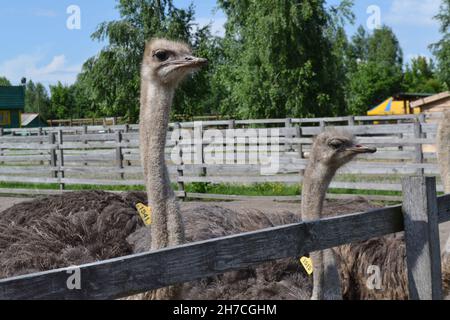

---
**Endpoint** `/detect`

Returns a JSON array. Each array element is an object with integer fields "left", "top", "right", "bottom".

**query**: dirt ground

[{"left": 1, "top": 195, "right": 450, "bottom": 251}]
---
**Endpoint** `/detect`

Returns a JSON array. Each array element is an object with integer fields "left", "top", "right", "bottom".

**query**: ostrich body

[{"left": 301, "top": 130, "right": 376, "bottom": 300}]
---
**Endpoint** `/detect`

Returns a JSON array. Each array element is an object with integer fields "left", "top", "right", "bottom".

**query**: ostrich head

[
  {"left": 142, "top": 38, "right": 208, "bottom": 87},
  {"left": 310, "top": 129, "right": 377, "bottom": 169}
]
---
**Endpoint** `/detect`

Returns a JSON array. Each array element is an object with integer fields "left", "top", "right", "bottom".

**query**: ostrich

[
  {"left": 139, "top": 38, "right": 207, "bottom": 253},
  {"left": 301, "top": 130, "right": 376, "bottom": 299},
  {"left": 139, "top": 38, "right": 207, "bottom": 299}
]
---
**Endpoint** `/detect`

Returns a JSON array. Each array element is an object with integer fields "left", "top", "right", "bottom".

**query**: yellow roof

[{"left": 367, "top": 98, "right": 408, "bottom": 116}]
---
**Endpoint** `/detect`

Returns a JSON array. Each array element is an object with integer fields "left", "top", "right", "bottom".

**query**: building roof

[
  {"left": 367, "top": 97, "right": 409, "bottom": 116},
  {"left": 410, "top": 91, "right": 450, "bottom": 108},
  {"left": 0, "top": 86, "right": 25, "bottom": 110},
  {"left": 393, "top": 92, "right": 433, "bottom": 101},
  {"left": 21, "top": 113, "right": 40, "bottom": 126}
]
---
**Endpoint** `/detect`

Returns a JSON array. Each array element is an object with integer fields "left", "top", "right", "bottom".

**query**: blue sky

[{"left": 0, "top": 0, "right": 443, "bottom": 87}]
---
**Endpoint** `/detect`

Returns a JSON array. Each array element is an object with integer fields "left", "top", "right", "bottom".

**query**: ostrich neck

[
  {"left": 302, "top": 160, "right": 343, "bottom": 300},
  {"left": 140, "top": 80, "right": 175, "bottom": 203},
  {"left": 301, "top": 162, "right": 337, "bottom": 221}
]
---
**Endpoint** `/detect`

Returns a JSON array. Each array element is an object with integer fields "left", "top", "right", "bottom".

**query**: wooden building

[
  {"left": 410, "top": 91, "right": 450, "bottom": 115},
  {"left": 0, "top": 86, "right": 25, "bottom": 129}
]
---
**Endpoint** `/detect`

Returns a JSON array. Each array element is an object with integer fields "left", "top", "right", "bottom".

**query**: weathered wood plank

[
  {"left": 60, "top": 178, "right": 144, "bottom": 186},
  {"left": 402, "top": 176, "right": 442, "bottom": 300},
  {"left": 0, "top": 205, "right": 404, "bottom": 300},
  {"left": 437, "top": 194, "right": 450, "bottom": 223}
]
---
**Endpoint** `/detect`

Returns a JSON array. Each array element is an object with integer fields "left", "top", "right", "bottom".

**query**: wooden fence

[
  {"left": 0, "top": 176, "right": 447, "bottom": 300},
  {"left": 0, "top": 114, "right": 445, "bottom": 200},
  {"left": 47, "top": 117, "right": 125, "bottom": 127}
]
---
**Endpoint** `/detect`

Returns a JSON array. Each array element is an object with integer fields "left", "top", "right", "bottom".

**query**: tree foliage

[
  {"left": 403, "top": 56, "right": 445, "bottom": 93},
  {"left": 346, "top": 26, "right": 404, "bottom": 115},
  {"left": 75, "top": 0, "right": 218, "bottom": 122},
  {"left": 215, "top": 0, "right": 354, "bottom": 119},
  {"left": 12, "top": 0, "right": 449, "bottom": 124},
  {"left": 24, "top": 80, "right": 51, "bottom": 120},
  {"left": 431, "top": 0, "right": 450, "bottom": 89},
  {"left": 49, "top": 82, "right": 76, "bottom": 120},
  {"left": 0, "top": 76, "right": 11, "bottom": 86}
]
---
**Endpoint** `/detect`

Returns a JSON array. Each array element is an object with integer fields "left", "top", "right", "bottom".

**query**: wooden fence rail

[
  {"left": 0, "top": 114, "right": 445, "bottom": 200},
  {"left": 0, "top": 176, "right": 448, "bottom": 300}
]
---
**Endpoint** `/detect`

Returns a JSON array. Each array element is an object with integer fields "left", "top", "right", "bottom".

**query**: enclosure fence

[{"left": 0, "top": 114, "right": 444, "bottom": 201}]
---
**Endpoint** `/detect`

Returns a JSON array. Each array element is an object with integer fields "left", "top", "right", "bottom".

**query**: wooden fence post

[
  {"left": 0, "top": 128, "right": 3, "bottom": 165},
  {"left": 57, "top": 130, "right": 65, "bottom": 191},
  {"left": 195, "top": 122, "right": 207, "bottom": 176},
  {"left": 319, "top": 120, "right": 325, "bottom": 132},
  {"left": 413, "top": 115, "right": 425, "bottom": 175},
  {"left": 124, "top": 124, "right": 131, "bottom": 167},
  {"left": 296, "top": 126, "right": 305, "bottom": 178},
  {"left": 347, "top": 116, "right": 355, "bottom": 126},
  {"left": 285, "top": 118, "right": 293, "bottom": 152},
  {"left": 402, "top": 176, "right": 442, "bottom": 300},
  {"left": 116, "top": 131, "right": 124, "bottom": 179},
  {"left": 48, "top": 133, "right": 58, "bottom": 180},
  {"left": 174, "top": 123, "right": 186, "bottom": 200},
  {"left": 82, "top": 126, "right": 88, "bottom": 167},
  {"left": 38, "top": 128, "right": 44, "bottom": 166}
]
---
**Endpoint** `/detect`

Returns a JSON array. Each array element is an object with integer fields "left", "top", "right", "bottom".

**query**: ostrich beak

[
  {"left": 346, "top": 144, "right": 377, "bottom": 154},
  {"left": 185, "top": 56, "right": 208, "bottom": 67},
  {"left": 180, "top": 56, "right": 209, "bottom": 68}
]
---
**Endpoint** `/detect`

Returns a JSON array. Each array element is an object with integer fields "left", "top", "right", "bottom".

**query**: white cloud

[
  {"left": 0, "top": 53, "right": 81, "bottom": 86},
  {"left": 196, "top": 17, "right": 227, "bottom": 37},
  {"left": 385, "top": 0, "right": 441, "bottom": 27}
]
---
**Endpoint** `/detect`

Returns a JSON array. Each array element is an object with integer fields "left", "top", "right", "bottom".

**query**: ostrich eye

[
  {"left": 328, "top": 139, "right": 344, "bottom": 149},
  {"left": 154, "top": 50, "right": 169, "bottom": 61}
]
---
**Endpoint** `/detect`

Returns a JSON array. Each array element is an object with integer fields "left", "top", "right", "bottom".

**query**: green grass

[
  {"left": 184, "top": 182, "right": 300, "bottom": 196},
  {"left": 0, "top": 181, "right": 439, "bottom": 198}
]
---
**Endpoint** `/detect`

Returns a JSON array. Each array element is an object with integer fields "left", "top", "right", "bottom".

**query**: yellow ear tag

[
  {"left": 136, "top": 203, "right": 152, "bottom": 226},
  {"left": 300, "top": 256, "right": 313, "bottom": 275}
]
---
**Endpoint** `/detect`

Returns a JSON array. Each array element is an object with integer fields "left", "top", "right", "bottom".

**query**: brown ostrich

[{"left": 301, "top": 130, "right": 377, "bottom": 299}]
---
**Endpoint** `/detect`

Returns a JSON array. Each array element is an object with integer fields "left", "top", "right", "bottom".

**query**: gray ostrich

[{"left": 301, "top": 130, "right": 376, "bottom": 300}]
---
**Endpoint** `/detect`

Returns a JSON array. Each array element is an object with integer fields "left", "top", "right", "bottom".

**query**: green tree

[
  {"left": 24, "top": 80, "right": 51, "bottom": 120},
  {"left": 0, "top": 76, "right": 11, "bottom": 86},
  {"left": 346, "top": 26, "right": 404, "bottom": 115},
  {"left": 431, "top": 0, "right": 450, "bottom": 89},
  {"left": 403, "top": 56, "right": 445, "bottom": 93},
  {"left": 215, "top": 0, "right": 354, "bottom": 119},
  {"left": 75, "top": 0, "right": 217, "bottom": 122},
  {"left": 49, "top": 82, "right": 76, "bottom": 119}
]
